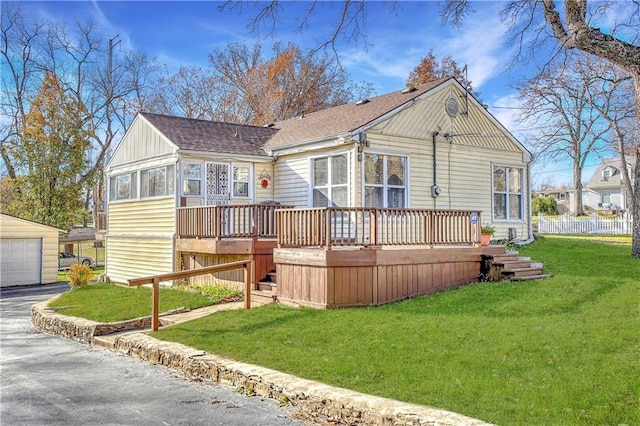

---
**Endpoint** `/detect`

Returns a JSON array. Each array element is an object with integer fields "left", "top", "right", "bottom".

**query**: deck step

[
  {"left": 509, "top": 274, "right": 553, "bottom": 282},
  {"left": 494, "top": 260, "right": 532, "bottom": 269},
  {"left": 501, "top": 266, "right": 544, "bottom": 278},
  {"left": 257, "top": 281, "right": 276, "bottom": 292},
  {"left": 250, "top": 289, "right": 277, "bottom": 307}
]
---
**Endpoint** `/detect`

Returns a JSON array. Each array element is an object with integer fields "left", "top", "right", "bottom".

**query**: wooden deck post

[
  {"left": 152, "top": 277, "right": 160, "bottom": 331},
  {"left": 244, "top": 261, "right": 252, "bottom": 309}
]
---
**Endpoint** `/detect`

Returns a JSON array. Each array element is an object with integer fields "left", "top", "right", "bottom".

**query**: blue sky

[{"left": 18, "top": 1, "right": 620, "bottom": 187}]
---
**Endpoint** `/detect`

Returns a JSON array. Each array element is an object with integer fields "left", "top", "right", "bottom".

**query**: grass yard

[
  {"left": 48, "top": 283, "right": 229, "bottom": 323},
  {"left": 151, "top": 235, "right": 639, "bottom": 425}
]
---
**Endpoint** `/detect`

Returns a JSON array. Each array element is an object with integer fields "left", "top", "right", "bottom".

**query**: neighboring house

[
  {"left": 0, "top": 214, "right": 61, "bottom": 287},
  {"left": 533, "top": 188, "right": 571, "bottom": 214},
  {"left": 582, "top": 158, "right": 636, "bottom": 213},
  {"left": 104, "top": 77, "right": 540, "bottom": 306}
]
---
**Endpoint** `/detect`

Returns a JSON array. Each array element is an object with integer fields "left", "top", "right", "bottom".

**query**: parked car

[{"left": 58, "top": 252, "right": 93, "bottom": 270}]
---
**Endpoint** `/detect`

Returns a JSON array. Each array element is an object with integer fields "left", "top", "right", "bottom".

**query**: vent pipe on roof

[
  {"left": 402, "top": 86, "right": 417, "bottom": 94},
  {"left": 355, "top": 99, "right": 370, "bottom": 106}
]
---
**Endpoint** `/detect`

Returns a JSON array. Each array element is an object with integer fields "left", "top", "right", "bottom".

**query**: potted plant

[{"left": 480, "top": 224, "right": 495, "bottom": 246}]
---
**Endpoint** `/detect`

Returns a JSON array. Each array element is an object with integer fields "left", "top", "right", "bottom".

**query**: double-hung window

[
  {"left": 182, "top": 162, "right": 202, "bottom": 196},
  {"left": 232, "top": 165, "right": 250, "bottom": 198},
  {"left": 364, "top": 153, "right": 407, "bottom": 208},
  {"left": 311, "top": 154, "right": 348, "bottom": 207},
  {"left": 141, "top": 165, "right": 175, "bottom": 198},
  {"left": 109, "top": 172, "right": 137, "bottom": 201},
  {"left": 493, "top": 166, "right": 523, "bottom": 220}
]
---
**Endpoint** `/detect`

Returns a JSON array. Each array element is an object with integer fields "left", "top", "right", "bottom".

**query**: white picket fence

[{"left": 537, "top": 213, "right": 633, "bottom": 235}]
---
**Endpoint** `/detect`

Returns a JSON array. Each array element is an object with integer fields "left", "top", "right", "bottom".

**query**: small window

[
  {"left": 109, "top": 172, "right": 137, "bottom": 201},
  {"left": 141, "top": 165, "right": 175, "bottom": 198},
  {"left": 182, "top": 162, "right": 202, "bottom": 196},
  {"left": 602, "top": 169, "right": 611, "bottom": 181},
  {"left": 233, "top": 165, "right": 250, "bottom": 197},
  {"left": 492, "top": 166, "right": 523, "bottom": 220}
]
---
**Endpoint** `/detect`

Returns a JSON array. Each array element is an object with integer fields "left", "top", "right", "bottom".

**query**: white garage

[{"left": 0, "top": 214, "right": 60, "bottom": 287}]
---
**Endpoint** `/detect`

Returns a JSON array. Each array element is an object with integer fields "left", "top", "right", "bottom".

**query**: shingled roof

[
  {"left": 141, "top": 112, "right": 278, "bottom": 157},
  {"left": 264, "top": 77, "right": 451, "bottom": 149}
]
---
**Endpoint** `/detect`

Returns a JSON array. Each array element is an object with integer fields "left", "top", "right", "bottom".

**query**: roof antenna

[{"left": 462, "top": 65, "right": 469, "bottom": 115}]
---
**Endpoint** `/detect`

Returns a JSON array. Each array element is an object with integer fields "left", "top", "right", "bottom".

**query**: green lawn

[
  {"left": 48, "top": 283, "right": 223, "bottom": 323},
  {"left": 151, "top": 235, "right": 639, "bottom": 425}
]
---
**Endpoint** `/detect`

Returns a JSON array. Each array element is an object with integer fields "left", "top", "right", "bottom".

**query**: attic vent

[
  {"left": 402, "top": 86, "right": 417, "bottom": 94},
  {"left": 355, "top": 99, "right": 370, "bottom": 106},
  {"left": 445, "top": 96, "right": 459, "bottom": 117}
]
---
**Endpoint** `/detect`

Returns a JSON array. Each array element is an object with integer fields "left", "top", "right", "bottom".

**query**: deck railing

[
  {"left": 276, "top": 207, "right": 482, "bottom": 248},
  {"left": 176, "top": 204, "right": 293, "bottom": 239}
]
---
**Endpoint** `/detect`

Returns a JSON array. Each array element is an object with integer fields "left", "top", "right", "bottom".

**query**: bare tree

[
  {"left": 1, "top": 4, "right": 161, "bottom": 225},
  {"left": 517, "top": 53, "right": 634, "bottom": 216}
]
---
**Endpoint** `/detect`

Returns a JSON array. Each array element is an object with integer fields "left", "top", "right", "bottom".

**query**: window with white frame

[
  {"left": 182, "top": 162, "right": 202, "bottom": 196},
  {"left": 141, "top": 165, "right": 175, "bottom": 198},
  {"left": 602, "top": 190, "right": 611, "bottom": 204},
  {"left": 311, "top": 154, "right": 348, "bottom": 207},
  {"left": 109, "top": 172, "right": 137, "bottom": 201},
  {"left": 364, "top": 153, "right": 407, "bottom": 208},
  {"left": 493, "top": 166, "right": 523, "bottom": 220},
  {"left": 232, "top": 165, "right": 250, "bottom": 197}
]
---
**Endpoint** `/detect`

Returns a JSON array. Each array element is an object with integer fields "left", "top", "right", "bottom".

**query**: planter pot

[{"left": 481, "top": 233, "right": 492, "bottom": 246}]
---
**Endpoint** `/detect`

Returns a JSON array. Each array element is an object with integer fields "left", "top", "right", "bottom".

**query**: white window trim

[
  {"left": 181, "top": 161, "right": 204, "bottom": 198},
  {"left": 308, "top": 151, "right": 350, "bottom": 207},
  {"left": 361, "top": 151, "right": 409, "bottom": 208},
  {"left": 491, "top": 164, "right": 525, "bottom": 222}
]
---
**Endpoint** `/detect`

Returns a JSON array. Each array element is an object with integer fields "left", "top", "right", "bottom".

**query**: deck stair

[
  {"left": 252, "top": 270, "right": 278, "bottom": 306},
  {"left": 489, "top": 251, "right": 552, "bottom": 281}
]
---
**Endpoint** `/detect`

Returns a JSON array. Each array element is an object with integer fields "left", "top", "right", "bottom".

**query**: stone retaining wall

[
  {"left": 30, "top": 300, "right": 151, "bottom": 344},
  {"left": 31, "top": 300, "right": 492, "bottom": 426}
]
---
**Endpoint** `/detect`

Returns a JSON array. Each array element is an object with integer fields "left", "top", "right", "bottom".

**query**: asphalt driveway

[{"left": 0, "top": 283, "right": 305, "bottom": 425}]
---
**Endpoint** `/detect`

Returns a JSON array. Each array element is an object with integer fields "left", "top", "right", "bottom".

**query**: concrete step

[{"left": 92, "top": 335, "right": 117, "bottom": 350}]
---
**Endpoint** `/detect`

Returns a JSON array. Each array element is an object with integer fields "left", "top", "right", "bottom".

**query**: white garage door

[{"left": 0, "top": 239, "right": 42, "bottom": 287}]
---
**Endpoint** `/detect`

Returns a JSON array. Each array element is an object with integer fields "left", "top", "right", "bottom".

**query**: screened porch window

[
  {"left": 493, "top": 166, "right": 523, "bottom": 220},
  {"left": 109, "top": 172, "right": 137, "bottom": 201},
  {"left": 182, "top": 162, "right": 202, "bottom": 196},
  {"left": 232, "top": 165, "right": 250, "bottom": 197},
  {"left": 311, "top": 154, "right": 348, "bottom": 207},
  {"left": 141, "top": 165, "right": 175, "bottom": 198},
  {"left": 364, "top": 153, "right": 407, "bottom": 208}
]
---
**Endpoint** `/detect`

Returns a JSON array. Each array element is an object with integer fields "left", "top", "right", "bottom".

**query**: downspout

[{"left": 431, "top": 132, "right": 441, "bottom": 198}]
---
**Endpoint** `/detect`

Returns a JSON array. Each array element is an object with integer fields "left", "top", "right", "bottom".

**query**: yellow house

[
  {"left": 104, "top": 77, "right": 541, "bottom": 306},
  {"left": 0, "top": 214, "right": 61, "bottom": 287}
]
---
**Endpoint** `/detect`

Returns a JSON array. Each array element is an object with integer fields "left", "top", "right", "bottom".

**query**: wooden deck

[{"left": 273, "top": 245, "right": 506, "bottom": 309}]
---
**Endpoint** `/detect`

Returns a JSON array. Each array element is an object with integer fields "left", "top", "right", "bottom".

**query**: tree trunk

[
  {"left": 631, "top": 78, "right": 640, "bottom": 258},
  {"left": 573, "top": 159, "right": 584, "bottom": 216}
]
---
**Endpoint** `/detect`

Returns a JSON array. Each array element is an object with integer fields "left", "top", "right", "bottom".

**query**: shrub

[{"left": 68, "top": 263, "right": 94, "bottom": 289}]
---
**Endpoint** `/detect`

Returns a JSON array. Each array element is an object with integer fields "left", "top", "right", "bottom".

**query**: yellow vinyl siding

[
  {"left": 106, "top": 236, "right": 174, "bottom": 284},
  {"left": 106, "top": 197, "right": 176, "bottom": 284},
  {"left": 0, "top": 214, "right": 60, "bottom": 283}
]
